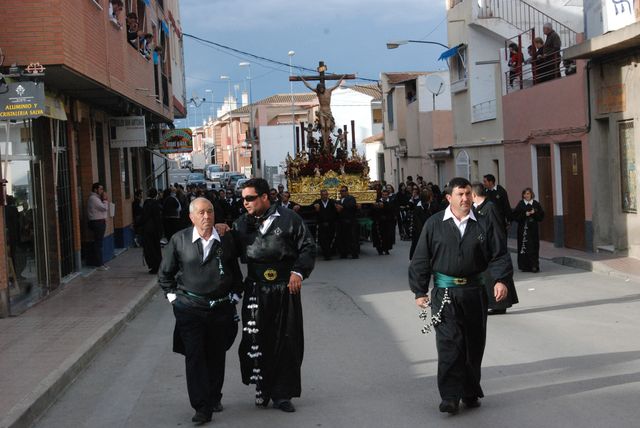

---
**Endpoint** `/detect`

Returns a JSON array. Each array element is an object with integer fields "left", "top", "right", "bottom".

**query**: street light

[
  {"left": 288, "top": 50, "right": 296, "bottom": 155},
  {"left": 386, "top": 39, "right": 449, "bottom": 50},
  {"left": 220, "top": 75, "right": 235, "bottom": 171},
  {"left": 239, "top": 61, "right": 256, "bottom": 176}
]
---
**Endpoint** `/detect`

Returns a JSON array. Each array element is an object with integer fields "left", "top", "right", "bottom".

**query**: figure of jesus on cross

[{"left": 290, "top": 62, "right": 355, "bottom": 154}]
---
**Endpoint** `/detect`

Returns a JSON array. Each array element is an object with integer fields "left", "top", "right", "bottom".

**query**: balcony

[{"left": 471, "top": 99, "right": 497, "bottom": 123}]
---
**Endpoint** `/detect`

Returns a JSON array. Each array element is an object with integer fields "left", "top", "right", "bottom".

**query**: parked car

[
  {"left": 185, "top": 172, "right": 207, "bottom": 188},
  {"left": 225, "top": 173, "right": 246, "bottom": 190},
  {"left": 206, "top": 164, "right": 224, "bottom": 181},
  {"left": 234, "top": 178, "right": 251, "bottom": 195}
]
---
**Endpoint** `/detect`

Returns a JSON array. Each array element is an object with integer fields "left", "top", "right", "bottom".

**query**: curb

[
  {"left": 1, "top": 279, "right": 159, "bottom": 428},
  {"left": 509, "top": 245, "right": 640, "bottom": 284}
]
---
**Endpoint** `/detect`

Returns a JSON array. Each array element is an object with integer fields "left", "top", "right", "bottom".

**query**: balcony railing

[
  {"left": 477, "top": 0, "right": 578, "bottom": 49},
  {"left": 471, "top": 99, "right": 497, "bottom": 123},
  {"left": 503, "top": 43, "right": 577, "bottom": 94}
]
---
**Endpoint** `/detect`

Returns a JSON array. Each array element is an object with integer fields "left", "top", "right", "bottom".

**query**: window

[
  {"left": 386, "top": 91, "right": 394, "bottom": 130},
  {"left": 451, "top": 46, "right": 467, "bottom": 82},
  {"left": 455, "top": 150, "right": 470, "bottom": 179}
]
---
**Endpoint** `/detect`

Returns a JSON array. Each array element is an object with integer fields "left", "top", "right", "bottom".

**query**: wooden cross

[{"left": 288, "top": 61, "right": 356, "bottom": 84}]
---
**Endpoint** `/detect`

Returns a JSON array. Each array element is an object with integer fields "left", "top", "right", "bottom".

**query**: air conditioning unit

[{"left": 395, "top": 146, "right": 407, "bottom": 158}]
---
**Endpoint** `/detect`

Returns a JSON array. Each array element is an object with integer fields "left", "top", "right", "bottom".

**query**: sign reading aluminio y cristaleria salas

[
  {"left": 109, "top": 116, "right": 147, "bottom": 148},
  {"left": 160, "top": 128, "right": 193, "bottom": 153},
  {"left": 0, "top": 81, "right": 45, "bottom": 120}
]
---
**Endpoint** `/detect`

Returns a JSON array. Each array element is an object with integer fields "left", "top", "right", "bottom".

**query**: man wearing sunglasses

[{"left": 232, "top": 178, "right": 316, "bottom": 413}]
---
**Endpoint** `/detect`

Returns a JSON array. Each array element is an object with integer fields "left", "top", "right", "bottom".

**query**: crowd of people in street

[{"left": 82, "top": 171, "right": 549, "bottom": 424}]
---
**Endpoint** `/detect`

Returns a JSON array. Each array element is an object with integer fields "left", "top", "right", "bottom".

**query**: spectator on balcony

[
  {"left": 109, "top": 0, "right": 123, "bottom": 25},
  {"left": 508, "top": 43, "right": 524, "bottom": 88},
  {"left": 540, "top": 23, "right": 561, "bottom": 82},
  {"left": 526, "top": 37, "right": 545, "bottom": 84},
  {"left": 126, "top": 13, "right": 139, "bottom": 47},
  {"left": 139, "top": 33, "right": 154, "bottom": 59}
]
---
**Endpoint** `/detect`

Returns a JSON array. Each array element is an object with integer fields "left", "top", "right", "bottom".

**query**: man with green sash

[{"left": 409, "top": 177, "right": 513, "bottom": 414}]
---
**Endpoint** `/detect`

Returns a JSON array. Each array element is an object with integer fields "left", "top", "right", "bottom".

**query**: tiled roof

[
  {"left": 349, "top": 84, "right": 382, "bottom": 100},
  {"left": 384, "top": 72, "right": 431, "bottom": 84},
  {"left": 362, "top": 132, "right": 384, "bottom": 144},
  {"left": 229, "top": 93, "right": 317, "bottom": 115}
]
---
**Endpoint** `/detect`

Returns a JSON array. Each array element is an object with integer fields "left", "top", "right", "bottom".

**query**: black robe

[
  {"left": 485, "top": 184, "right": 512, "bottom": 230},
  {"left": 513, "top": 200, "right": 544, "bottom": 272},
  {"left": 232, "top": 205, "right": 316, "bottom": 402},
  {"left": 372, "top": 197, "right": 395, "bottom": 253},
  {"left": 141, "top": 198, "right": 163, "bottom": 271},
  {"left": 409, "top": 209, "right": 513, "bottom": 400},
  {"left": 335, "top": 194, "right": 359, "bottom": 258},
  {"left": 409, "top": 200, "right": 439, "bottom": 260},
  {"left": 475, "top": 199, "right": 519, "bottom": 310}
]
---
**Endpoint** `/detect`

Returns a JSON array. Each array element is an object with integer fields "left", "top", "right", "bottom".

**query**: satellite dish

[{"left": 425, "top": 74, "right": 445, "bottom": 96}]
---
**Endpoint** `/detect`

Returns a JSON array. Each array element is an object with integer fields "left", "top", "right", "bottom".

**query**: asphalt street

[{"left": 35, "top": 239, "right": 640, "bottom": 428}]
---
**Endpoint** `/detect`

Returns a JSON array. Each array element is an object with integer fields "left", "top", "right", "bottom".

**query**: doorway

[
  {"left": 536, "top": 145, "right": 554, "bottom": 241},
  {"left": 560, "top": 143, "right": 585, "bottom": 250}
]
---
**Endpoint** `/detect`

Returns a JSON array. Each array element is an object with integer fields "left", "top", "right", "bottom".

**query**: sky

[{"left": 175, "top": 0, "right": 449, "bottom": 128}]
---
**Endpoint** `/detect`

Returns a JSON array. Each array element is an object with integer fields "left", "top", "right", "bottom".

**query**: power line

[{"left": 183, "top": 32, "right": 379, "bottom": 83}]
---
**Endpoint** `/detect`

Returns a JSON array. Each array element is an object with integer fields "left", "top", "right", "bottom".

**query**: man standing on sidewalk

[
  {"left": 409, "top": 177, "right": 513, "bottom": 414},
  {"left": 158, "top": 197, "right": 243, "bottom": 425},
  {"left": 233, "top": 178, "right": 316, "bottom": 413},
  {"left": 87, "top": 182, "right": 109, "bottom": 270}
]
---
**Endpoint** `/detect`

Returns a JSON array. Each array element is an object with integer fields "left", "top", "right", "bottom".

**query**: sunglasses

[{"left": 241, "top": 194, "right": 260, "bottom": 202}]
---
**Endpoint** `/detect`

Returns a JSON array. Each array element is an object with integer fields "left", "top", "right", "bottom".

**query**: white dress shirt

[
  {"left": 259, "top": 210, "right": 281, "bottom": 235},
  {"left": 443, "top": 205, "right": 477, "bottom": 237},
  {"left": 192, "top": 227, "right": 221, "bottom": 262}
]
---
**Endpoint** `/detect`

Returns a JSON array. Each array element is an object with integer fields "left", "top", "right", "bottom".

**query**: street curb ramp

[{"left": 0, "top": 280, "right": 158, "bottom": 428}]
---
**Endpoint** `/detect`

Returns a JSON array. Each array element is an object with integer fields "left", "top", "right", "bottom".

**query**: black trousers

[
  {"left": 336, "top": 220, "right": 359, "bottom": 257},
  {"left": 317, "top": 221, "right": 336, "bottom": 258},
  {"left": 87, "top": 220, "right": 106, "bottom": 266},
  {"left": 432, "top": 286, "right": 487, "bottom": 400},
  {"left": 173, "top": 302, "right": 238, "bottom": 414}
]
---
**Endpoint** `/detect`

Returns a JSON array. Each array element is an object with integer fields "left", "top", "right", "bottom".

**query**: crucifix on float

[{"left": 290, "top": 61, "right": 356, "bottom": 154}]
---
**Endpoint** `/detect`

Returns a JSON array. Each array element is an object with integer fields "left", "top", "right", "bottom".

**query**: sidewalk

[
  {"left": 508, "top": 238, "right": 640, "bottom": 282},
  {"left": 2, "top": 243, "right": 640, "bottom": 428},
  {"left": 0, "top": 248, "right": 158, "bottom": 428}
]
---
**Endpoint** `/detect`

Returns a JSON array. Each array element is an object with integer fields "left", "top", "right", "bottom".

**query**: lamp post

[
  {"left": 288, "top": 50, "right": 296, "bottom": 154},
  {"left": 386, "top": 39, "right": 449, "bottom": 50},
  {"left": 239, "top": 61, "right": 256, "bottom": 176},
  {"left": 220, "top": 75, "right": 235, "bottom": 172}
]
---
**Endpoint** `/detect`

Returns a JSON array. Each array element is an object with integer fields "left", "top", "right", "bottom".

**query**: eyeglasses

[{"left": 241, "top": 194, "right": 260, "bottom": 202}]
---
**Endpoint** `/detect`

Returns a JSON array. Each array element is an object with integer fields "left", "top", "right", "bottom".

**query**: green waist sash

[{"left": 433, "top": 272, "right": 485, "bottom": 288}]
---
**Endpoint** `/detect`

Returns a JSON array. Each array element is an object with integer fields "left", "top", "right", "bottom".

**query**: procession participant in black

[
  {"left": 278, "top": 191, "right": 301, "bottom": 212},
  {"left": 372, "top": 189, "right": 395, "bottom": 255},
  {"left": 313, "top": 189, "right": 338, "bottom": 260},
  {"left": 471, "top": 182, "right": 519, "bottom": 314},
  {"left": 409, "top": 177, "right": 512, "bottom": 414},
  {"left": 233, "top": 178, "right": 316, "bottom": 413},
  {"left": 335, "top": 185, "right": 360, "bottom": 259},
  {"left": 141, "top": 188, "right": 163, "bottom": 274},
  {"left": 409, "top": 188, "right": 439, "bottom": 260},
  {"left": 482, "top": 174, "right": 512, "bottom": 231},
  {"left": 512, "top": 187, "right": 544, "bottom": 273},
  {"left": 158, "top": 197, "right": 243, "bottom": 425}
]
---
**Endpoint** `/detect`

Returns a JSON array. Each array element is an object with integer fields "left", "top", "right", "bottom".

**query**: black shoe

[
  {"left": 351, "top": 255, "right": 359, "bottom": 259},
  {"left": 191, "top": 411, "right": 212, "bottom": 425},
  {"left": 439, "top": 399, "right": 459, "bottom": 414},
  {"left": 273, "top": 399, "right": 296, "bottom": 413},
  {"left": 340, "top": 255, "right": 348, "bottom": 259},
  {"left": 255, "top": 396, "right": 270, "bottom": 407},
  {"left": 377, "top": 249, "right": 383, "bottom": 255},
  {"left": 488, "top": 308, "right": 507, "bottom": 315},
  {"left": 384, "top": 250, "right": 390, "bottom": 255},
  {"left": 462, "top": 397, "right": 481, "bottom": 408},
  {"left": 212, "top": 402, "right": 223, "bottom": 412},
  {"left": 532, "top": 267, "right": 539, "bottom": 273},
  {"left": 148, "top": 269, "right": 158, "bottom": 274},
  {"left": 324, "top": 255, "right": 331, "bottom": 260}
]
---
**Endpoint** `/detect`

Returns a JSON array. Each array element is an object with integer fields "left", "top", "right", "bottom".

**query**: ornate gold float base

[{"left": 289, "top": 170, "right": 376, "bottom": 205}]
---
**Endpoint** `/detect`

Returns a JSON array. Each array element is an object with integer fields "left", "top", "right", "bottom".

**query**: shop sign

[
  {"left": 0, "top": 82, "right": 45, "bottom": 120},
  {"left": 109, "top": 116, "right": 147, "bottom": 148},
  {"left": 160, "top": 128, "right": 193, "bottom": 153},
  {"left": 603, "top": 0, "right": 638, "bottom": 33}
]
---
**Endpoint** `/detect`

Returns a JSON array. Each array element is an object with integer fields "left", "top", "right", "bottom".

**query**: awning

[
  {"left": 439, "top": 44, "right": 464, "bottom": 61},
  {"left": 161, "top": 20, "right": 170, "bottom": 34}
]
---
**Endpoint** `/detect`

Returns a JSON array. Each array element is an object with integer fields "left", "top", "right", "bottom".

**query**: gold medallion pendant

[{"left": 263, "top": 269, "right": 278, "bottom": 281}]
